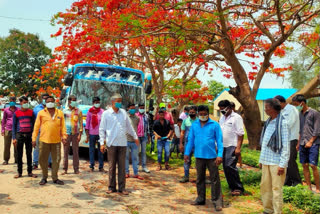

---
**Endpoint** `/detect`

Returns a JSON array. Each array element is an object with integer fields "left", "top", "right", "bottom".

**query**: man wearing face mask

[
  {"left": 32, "top": 93, "right": 51, "bottom": 169},
  {"left": 86, "top": 97, "right": 104, "bottom": 172},
  {"left": 32, "top": 96, "right": 67, "bottom": 185},
  {"left": 62, "top": 95, "right": 83, "bottom": 175},
  {"left": 99, "top": 93, "right": 139, "bottom": 195},
  {"left": 218, "top": 100, "right": 245, "bottom": 196},
  {"left": 1, "top": 96, "right": 18, "bottom": 165},
  {"left": 126, "top": 103, "right": 143, "bottom": 180},
  {"left": 154, "top": 103, "right": 174, "bottom": 127},
  {"left": 179, "top": 105, "right": 198, "bottom": 183},
  {"left": 179, "top": 106, "right": 190, "bottom": 120},
  {"left": 136, "top": 103, "right": 150, "bottom": 173},
  {"left": 12, "top": 96, "right": 37, "bottom": 178},
  {"left": 292, "top": 94, "right": 320, "bottom": 193},
  {"left": 184, "top": 105, "right": 223, "bottom": 211}
]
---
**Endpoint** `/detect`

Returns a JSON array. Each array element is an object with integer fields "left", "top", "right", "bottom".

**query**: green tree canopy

[
  {"left": 208, "top": 80, "right": 227, "bottom": 99},
  {"left": 0, "top": 29, "right": 52, "bottom": 97}
]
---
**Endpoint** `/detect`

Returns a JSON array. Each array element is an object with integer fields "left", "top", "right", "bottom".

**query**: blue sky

[{"left": 0, "top": 0, "right": 291, "bottom": 89}]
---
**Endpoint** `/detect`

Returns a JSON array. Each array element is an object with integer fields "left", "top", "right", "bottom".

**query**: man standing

[
  {"left": 154, "top": 103, "right": 174, "bottom": 126},
  {"left": 99, "top": 93, "right": 139, "bottom": 195},
  {"left": 184, "top": 105, "right": 223, "bottom": 211},
  {"left": 12, "top": 96, "right": 37, "bottom": 178},
  {"left": 218, "top": 100, "right": 245, "bottom": 196},
  {"left": 32, "top": 96, "right": 67, "bottom": 185},
  {"left": 62, "top": 95, "right": 83, "bottom": 174},
  {"left": 179, "top": 106, "right": 190, "bottom": 120},
  {"left": 148, "top": 107, "right": 155, "bottom": 154},
  {"left": 86, "top": 97, "right": 104, "bottom": 172},
  {"left": 259, "top": 98, "right": 289, "bottom": 214},
  {"left": 136, "top": 103, "right": 150, "bottom": 173},
  {"left": 32, "top": 93, "right": 50, "bottom": 169},
  {"left": 274, "top": 95, "right": 301, "bottom": 186},
  {"left": 125, "top": 103, "right": 143, "bottom": 180},
  {"left": 292, "top": 94, "right": 320, "bottom": 193},
  {"left": 1, "top": 96, "right": 18, "bottom": 165},
  {"left": 153, "top": 110, "right": 173, "bottom": 171},
  {"left": 179, "top": 106, "right": 198, "bottom": 183}
]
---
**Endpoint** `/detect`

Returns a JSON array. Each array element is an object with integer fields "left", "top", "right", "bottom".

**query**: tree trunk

[{"left": 287, "top": 74, "right": 320, "bottom": 102}]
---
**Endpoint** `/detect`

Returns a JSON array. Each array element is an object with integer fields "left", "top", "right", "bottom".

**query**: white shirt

[
  {"left": 99, "top": 108, "right": 138, "bottom": 147},
  {"left": 281, "top": 104, "right": 300, "bottom": 141},
  {"left": 174, "top": 124, "right": 181, "bottom": 138},
  {"left": 219, "top": 111, "right": 245, "bottom": 147}
]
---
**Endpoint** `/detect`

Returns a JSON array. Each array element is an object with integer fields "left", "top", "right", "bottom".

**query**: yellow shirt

[{"left": 32, "top": 108, "right": 67, "bottom": 143}]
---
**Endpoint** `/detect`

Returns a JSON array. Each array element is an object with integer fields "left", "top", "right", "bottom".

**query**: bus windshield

[{"left": 71, "top": 79, "right": 144, "bottom": 110}]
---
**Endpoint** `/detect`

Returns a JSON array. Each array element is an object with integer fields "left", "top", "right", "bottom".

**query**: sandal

[
  {"left": 106, "top": 189, "right": 116, "bottom": 194},
  {"left": 156, "top": 165, "right": 162, "bottom": 171},
  {"left": 231, "top": 190, "right": 242, "bottom": 196},
  {"left": 39, "top": 178, "right": 47, "bottom": 185},
  {"left": 133, "top": 175, "right": 144, "bottom": 180},
  {"left": 165, "top": 164, "right": 170, "bottom": 170},
  {"left": 61, "top": 171, "right": 67, "bottom": 175},
  {"left": 28, "top": 173, "right": 38, "bottom": 178},
  {"left": 53, "top": 179, "right": 64, "bottom": 185},
  {"left": 14, "top": 174, "right": 22, "bottom": 179},
  {"left": 125, "top": 174, "right": 130, "bottom": 178}
]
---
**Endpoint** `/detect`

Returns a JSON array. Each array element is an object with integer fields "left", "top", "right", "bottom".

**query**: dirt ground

[{"left": 0, "top": 137, "right": 261, "bottom": 214}]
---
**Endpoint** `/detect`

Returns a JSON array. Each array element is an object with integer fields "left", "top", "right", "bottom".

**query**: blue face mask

[
  {"left": 42, "top": 100, "right": 46, "bottom": 105},
  {"left": 9, "top": 102, "right": 16, "bottom": 107},
  {"left": 70, "top": 101, "right": 77, "bottom": 108},
  {"left": 185, "top": 112, "right": 189, "bottom": 116},
  {"left": 160, "top": 107, "right": 166, "bottom": 111},
  {"left": 129, "top": 109, "right": 136, "bottom": 115},
  {"left": 296, "top": 105, "right": 303, "bottom": 112},
  {"left": 115, "top": 102, "right": 122, "bottom": 109},
  {"left": 139, "top": 109, "right": 145, "bottom": 114}
]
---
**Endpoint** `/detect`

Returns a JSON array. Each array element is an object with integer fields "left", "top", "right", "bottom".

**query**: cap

[{"left": 159, "top": 103, "right": 166, "bottom": 108}]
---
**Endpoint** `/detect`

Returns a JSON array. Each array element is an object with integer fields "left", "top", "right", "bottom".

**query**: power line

[{"left": 0, "top": 15, "right": 51, "bottom": 22}]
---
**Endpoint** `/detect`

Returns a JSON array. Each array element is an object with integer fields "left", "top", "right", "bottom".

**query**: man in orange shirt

[{"left": 32, "top": 96, "right": 67, "bottom": 185}]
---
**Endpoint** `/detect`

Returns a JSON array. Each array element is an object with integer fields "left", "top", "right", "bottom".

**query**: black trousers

[
  {"left": 223, "top": 146, "right": 244, "bottom": 192},
  {"left": 195, "top": 158, "right": 223, "bottom": 206},
  {"left": 16, "top": 132, "right": 33, "bottom": 174},
  {"left": 284, "top": 140, "right": 301, "bottom": 186}
]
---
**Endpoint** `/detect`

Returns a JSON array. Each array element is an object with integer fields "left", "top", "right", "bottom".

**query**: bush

[
  {"left": 241, "top": 144, "right": 260, "bottom": 168},
  {"left": 283, "top": 184, "right": 320, "bottom": 214},
  {"left": 239, "top": 169, "right": 262, "bottom": 185}
]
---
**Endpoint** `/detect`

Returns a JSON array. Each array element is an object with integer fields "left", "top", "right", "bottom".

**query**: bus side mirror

[
  {"left": 145, "top": 80, "right": 152, "bottom": 94},
  {"left": 64, "top": 73, "right": 73, "bottom": 86}
]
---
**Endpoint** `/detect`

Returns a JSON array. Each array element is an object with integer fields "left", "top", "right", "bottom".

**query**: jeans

[
  {"left": 184, "top": 150, "right": 194, "bottom": 178},
  {"left": 157, "top": 139, "right": 170, "bottom": 163},
  {"left": 222, "top": 146, "right": 244, "bottom": 192},
  {"left": 170, "top": 138, "right": 180, "bottom": 154},
  {"left": 16, "top": 133, "right": 33, "bottom": 174},
  {"left": 139, "top": 136, "right": 148, "bottom": 168},
  {"left": 33, "top": 135, "right": 51, "bottom": 165},
  {"left": 125, "top": 142, "right": 139, "bottom": 175},
  {"left": 150, "top": 134, "right": 155, "bottom": 153},
  {"left": 89, "top": 135, "right": 104, "bottom": 169}
]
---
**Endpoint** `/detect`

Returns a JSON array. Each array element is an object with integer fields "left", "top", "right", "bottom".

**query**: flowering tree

[{"left": 51, "top": 0, "right": 320, "bottom": 148}]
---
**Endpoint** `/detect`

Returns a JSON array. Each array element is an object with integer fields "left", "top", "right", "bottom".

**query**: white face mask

[
  {"left": 46, "top": 102, "right": 55, "bottom": 109},
  {"left": 94, "top": 103, "right": 100, "bottom": 108},
  {"left": 199, "top": 115, "right": 209, "bottom": 122}
]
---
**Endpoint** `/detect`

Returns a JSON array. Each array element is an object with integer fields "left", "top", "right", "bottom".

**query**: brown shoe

[
  {"left": 14, "top": 174, "right": 22, "bottom": 179},
  {"left": 28, "top": 173, "right": 38, "bottom": 178},
  {"left": 119, "top": 190, "right": 129, "bottom": 195},
  {"left": 39, "top": 178, "right": 47, "bottom": 185},
  {"left": 53, "top": 179, "right": 64, "bottom": 185}
]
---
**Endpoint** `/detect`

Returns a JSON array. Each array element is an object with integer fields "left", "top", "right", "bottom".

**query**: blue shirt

[
  {"left": 33, "top": 104, "right": 45, "bottom": 119},
  {"left": 185, "top": 119, "right": 223, "bottom": 159},
  {"left": 259, "top": 118, "right": 289, "bottom": 168}
]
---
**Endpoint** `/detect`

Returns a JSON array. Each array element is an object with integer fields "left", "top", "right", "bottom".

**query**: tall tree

[
  {"left": 208, "top": 80, "right": 227, "bottom": 99},
  {"left": 51, "top": 0, "right": 320, "bottom": 148},
  {"left": 0, "top": 29, "right": 54, "bottom": 97}
]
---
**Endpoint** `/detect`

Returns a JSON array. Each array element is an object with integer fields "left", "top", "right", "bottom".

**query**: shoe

[
  {"left": 39, "top": 178, "right": 47, "bottom": 185},
  {"left": 99, "top": 168, "right": 105, "bottom": 172},
  {"left": 89, "top": 168, "right": 94, "bottom": 172},
  {"left": 215, "top": 205, "right": 222, "bottom": 211},
  {"left": 179, "top": 176, "right": 189, "bottom": 183},
  {"left": 74, "top": 171, "right": 80, "bottom": 174},
  {"left": 142, "top": 167, "right": 150, "bottom": 173},
  {"left": 28, "top": 173, "right": 38, "bottom": 178},
  {"left": 106, "top": 189, "right": 117, "bottom": 194},
  {"left": 126, "top": 174, "right": 130, "bottom": 178},
  {"left": 118, "top": 190, "right": 129, "bottom": 195},
  {"left": 231, "top": 190, "right": 242, "bottom": 196},
  {"left": 61, "top": 171, "right": 67, "bottom": 175},
  {"left": 14, "top": 174, "right": 22, "bottom": 179},
  {"left": 133, "top": 175, "right": 144, "bottom": 180},
  {"left": 191, "top": 200, "right": 205, "bottom": 205},
  {"left": 33, "top": 164, "right": 38, "bottom": 170},
  {"left": 2, "top": 161, "right": 8, "bottom": 165},
  {"left": 53, "top": 179, "right": 64, "bottom": 185},
  {"left": 165, "top": 164, "right": 170, "bottom": 170}
]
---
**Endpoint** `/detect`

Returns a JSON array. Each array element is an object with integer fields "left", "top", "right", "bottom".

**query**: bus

[{"left": 61, "top": 63, "right": 152, "bottom": 148}]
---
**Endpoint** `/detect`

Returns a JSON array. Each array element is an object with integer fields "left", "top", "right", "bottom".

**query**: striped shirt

[
  {"left": 63, "top": 107, "right": 83, "bottom": 135},
  {"left": 259, "top": 118, "right": 290, "bottom": 168},
  {"left": 12, "top": 109, "right": 34, "bottom": 139}
]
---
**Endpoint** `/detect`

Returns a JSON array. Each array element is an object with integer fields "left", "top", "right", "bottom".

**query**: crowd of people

[{"left": 1, "top": 92, "right": 319, "bottom": 213}]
